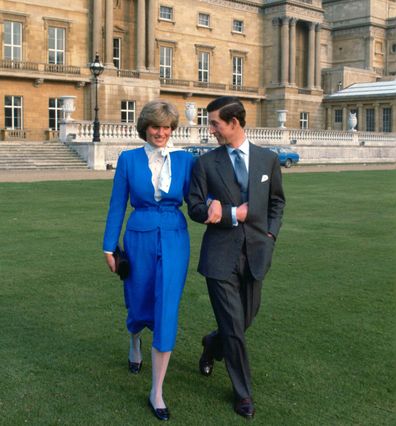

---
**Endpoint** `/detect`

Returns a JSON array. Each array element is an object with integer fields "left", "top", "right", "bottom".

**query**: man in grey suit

[{"left": 188, "top": 96, "right": 285, "bottom": 419}]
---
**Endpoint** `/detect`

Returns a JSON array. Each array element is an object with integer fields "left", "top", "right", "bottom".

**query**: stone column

[
  {"left": 307, "top": 22, "right": 315, "bottom": 90},
  {"left": 280, "top": 17, "right": 290, "bottom": 85},
  {"left": 105, "top": 0, "right": 114, "bottom": 67},
  {"left": 137, "top": 0, "right": 146, "bottom": 70},
  {"left": 326, "top": 107, "right": 332, "bottom": 130},
  {"left": 92, "top": 0, "right": 103, "bottom": 59},
  {"left": 315, "top": 24, "right": 321, "bottom": 89},
  {"left": 289, "top": 18, "right": 297, "bottom": 86},
  {"left": 365, "top": 35, "right": 374, "bottom": 70},
  {"left": 374, "top": 103, "right": 380, "bottom": 132},
  {"left": 358, "top": 104, "right": 364, "bottom": 131},
  {"left": 147, "top": 0, "right": 156, "bottom": 70},
  {"left": 271, "top": 18, "right": 280, "bottom": 85},
  {"left": 342, "top": 106, "right": 348, "bottom": 131}
]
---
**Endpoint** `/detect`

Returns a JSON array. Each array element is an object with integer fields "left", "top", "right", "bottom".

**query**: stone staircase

[{"left": 0, "top": 141, "right": 88, "bottom": 170}]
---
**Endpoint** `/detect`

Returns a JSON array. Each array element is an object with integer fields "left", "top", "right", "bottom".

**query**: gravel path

[{"left": 0, "top": 163, "right": 394, "bottom": 183}]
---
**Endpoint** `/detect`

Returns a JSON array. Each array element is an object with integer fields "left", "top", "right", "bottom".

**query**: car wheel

[{"left": 284, "top": 159, "right": 292, "bottom": 168}]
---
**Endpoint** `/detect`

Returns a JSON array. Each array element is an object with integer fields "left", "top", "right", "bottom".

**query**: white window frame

[
  {"left": 5, "top": 95, "right": 23, "bottom": 129},
  {"left": 49, "top": 98, "right": 62, "bottom": 130},
  {"left": 4, "top": 21, "right": 22, "bottom": 61},
  {"left": 121, "top": 100, "right": 136, "bottom": 123},
  {"left": 198, "top": 13, "right": 210, "bottom": 28},
  {"left": 232, "top": 19, "right": 244, "bottom": 33},
  {"left": 160, "top": 46, "right": 173, "bottom": 79},
  {"left": 197, "top": 108, "right": 208, "bottom": 126},
  {"left": 198, "top": 51, "right": 209, "bottom": 83},
  {"left": 300, "top": 112, "right": 309, "bottom": 129},
  {"left": 232, "top": 56, "right": 243, "bottom": 87},
  {"left": 48, "top": 26, "right": 65, "bottom": 64},
  {"left": 159, "top": 6, "right": 173, "bottom": 21},
  {"left": 113, "top": 38, "right": 121, "bottom": 69}
]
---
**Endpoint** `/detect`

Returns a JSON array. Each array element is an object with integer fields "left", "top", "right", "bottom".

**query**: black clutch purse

[{"left": 113, "top": 246, "right": 130, "bottom": 280}]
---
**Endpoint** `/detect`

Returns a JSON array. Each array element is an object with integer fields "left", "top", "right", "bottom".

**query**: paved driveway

[{"left": 0, "top": 163, "right": 394, "bottom": 183}]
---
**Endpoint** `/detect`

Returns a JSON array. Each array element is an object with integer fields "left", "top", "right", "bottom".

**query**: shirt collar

[{"left": 226, "top": 138, "right": 249, "bottom": 156}]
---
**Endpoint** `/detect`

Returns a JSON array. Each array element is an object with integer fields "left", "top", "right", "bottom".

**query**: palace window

[
  {"left": 49, "top": 98, "right": 62, "bottom": 130},
  {"left": 48, "top": 27, "right": 65, "bottom": 64},
  {"left": 383, "top": 107, "right": 392, "bottom": 132},
  {"left": 198, "top": 13, "right": 210, "bottom": 28},
  {"left": 197, "top": 108, "right": 208, "bottom": 126},
  {"left": 334, "top": 109, "right": 343, "bottom": 123},
  {"left": 121, "top": 101, "right": 135, "bottom": 123},
  {"left": 159, "top": 6, "right": 173, "bottom": 21},
  {"left": 113, "top": 38, "right": 121, "bottom": 69},
  {"left": 232, "top": 56, "right": 243, "bottom": 87},
  {"left": 366, "top": 109, "right": 375, "bottom": 131},
  {"left": 232, "top": 20, "right": 244, "bottom": 33},
  {"left": 300, "top": 112, "right": 309, "bottom": 129},
  {"left": 4, "top": 21, "right": 22, "bottom": 60},
  {"left": 5, "top": 96, "right": 23, "bottom": 129},
  {"left": 198, "top": 52, "right": 209, "bottom": 83},
  {"left": 392, "top": 43, "right": 396, "bottom": 54},
  {"left": 160, "top": 46, "right": 173, "bottom": 79}
]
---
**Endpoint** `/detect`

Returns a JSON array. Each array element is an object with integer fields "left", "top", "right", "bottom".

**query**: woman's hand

[
  {"left": 104, "top": 252, "right": 116, "bottom": 273},
  {"left": 205, "top": 200, "right": 222, "bottom": 224}
]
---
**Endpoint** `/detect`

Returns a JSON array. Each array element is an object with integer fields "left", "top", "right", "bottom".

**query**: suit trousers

[{"left": 206, "top": 244, "right": 263, "bottom": 400}]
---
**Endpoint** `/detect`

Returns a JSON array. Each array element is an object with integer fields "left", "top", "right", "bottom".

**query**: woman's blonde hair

[{"left": 136, "top": 100, "right": 179, "bottom": 140}]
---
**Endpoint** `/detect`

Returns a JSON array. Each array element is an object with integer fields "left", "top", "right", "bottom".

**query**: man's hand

[
  {"left": 205, "top": 199, "right": 222, "bottom": 224},
  {"left": 236, "top": 202, "right": 248, "bottom": 223}
]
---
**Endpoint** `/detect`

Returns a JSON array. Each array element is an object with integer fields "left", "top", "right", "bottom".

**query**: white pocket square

[{"left": 261, "top": 174, "right": 269, "bottom": 183}]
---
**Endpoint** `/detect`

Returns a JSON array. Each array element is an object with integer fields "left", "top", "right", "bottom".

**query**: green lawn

[{"left": 0, "top": 170, "right": 395, "bottom": 425}]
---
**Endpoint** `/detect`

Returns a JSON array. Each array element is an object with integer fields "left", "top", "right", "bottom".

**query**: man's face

[{"left": 208, "top": 110, "right": 234, "bottom": 145}]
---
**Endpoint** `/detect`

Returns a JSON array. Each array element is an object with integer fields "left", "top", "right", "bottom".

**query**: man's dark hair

[{"left": 207, "top": 96, "right": 246, "bottom": 128}]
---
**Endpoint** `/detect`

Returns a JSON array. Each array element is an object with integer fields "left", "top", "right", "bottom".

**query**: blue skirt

[{"left": 122, "top": 227, "right": 190, "bottom": 352}]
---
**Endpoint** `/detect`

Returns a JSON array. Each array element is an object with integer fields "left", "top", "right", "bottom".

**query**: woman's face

[{"left": 145, "top": 124, "right": 172, "bottom": 148}]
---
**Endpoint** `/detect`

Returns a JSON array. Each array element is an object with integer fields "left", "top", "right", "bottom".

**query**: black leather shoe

[
  {"left": 148, "top": 398, "right": 170, "bottom": 421},
  {"left": 199, "top": 335, "right": 214, "bottom": 376},
  {"left": 234, "top": 397, "right": 255, "bottom": 419},
  {"left": 128, "top": 359, "right": 142, "bottom": 374},
  {"left": 128, "top": 338, "right": 142, "bottom": 374}
]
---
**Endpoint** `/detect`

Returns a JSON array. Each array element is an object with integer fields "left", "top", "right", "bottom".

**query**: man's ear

[{"left": 231, "top": 117, "right": 239, "bottom": 128}]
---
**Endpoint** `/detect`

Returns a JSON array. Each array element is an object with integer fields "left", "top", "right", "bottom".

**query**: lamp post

[{"left": 89, "top": 54, "right": 104, "bottom": 142}]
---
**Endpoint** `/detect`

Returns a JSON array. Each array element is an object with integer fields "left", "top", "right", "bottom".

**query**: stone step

[{"left": 0, "top": 141, "right": 88, "bottom": 170}]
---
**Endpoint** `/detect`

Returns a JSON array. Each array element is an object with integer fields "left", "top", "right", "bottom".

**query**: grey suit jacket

[{"left": 188, "top": 143, "right": 285, "bottom": 281}]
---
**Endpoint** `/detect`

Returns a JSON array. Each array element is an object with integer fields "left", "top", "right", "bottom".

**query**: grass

[{"left": 0, "top": 170, "right": 395, "bottom": 425}]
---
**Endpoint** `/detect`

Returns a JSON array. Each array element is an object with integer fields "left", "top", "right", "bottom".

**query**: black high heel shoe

[
  {"left": 128, "top": 338, "right": 142, "bottom": 374},
  {"left": 148, "top": 397, "right": 170, "bottom": 421}
]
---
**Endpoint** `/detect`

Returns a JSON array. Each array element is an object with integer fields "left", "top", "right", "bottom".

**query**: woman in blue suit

[{"left": 103, "top": 100, "right": 194, "bottom": 421}]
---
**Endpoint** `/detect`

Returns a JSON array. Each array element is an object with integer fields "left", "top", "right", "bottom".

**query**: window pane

[
  {"left": 120, "top": 100, "right": 135, "bottom": 123},
  {"left": 383, "top": 107, "right": 392, "bottom": 132},
  {"left": 334, "top": 109, "right": 342, "bottom": 123},
  {"left": 160, "top": 6, "right": 173, "bottom": 20},
  {"left": 233, "top": 20, "right": 243, "bottom": 32},
  {"left": 199, "top": 13, "right": 210, "bottom": 26},
  {"left": 366, "top": 109, "right": 374, "bottom": 131},
  {"left": 48, "top": 27, "right": 65, "bottom": 64},
  {"left": 4, "top": 21, "right": 22, "bottom": 60}
]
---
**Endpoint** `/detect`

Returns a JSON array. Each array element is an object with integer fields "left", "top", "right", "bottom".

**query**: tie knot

[{"left": 233, "top": 149, "right": 242, "bottom": 158}]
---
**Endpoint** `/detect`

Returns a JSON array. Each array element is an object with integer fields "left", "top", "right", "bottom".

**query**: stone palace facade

[{"left": 1, "top": 0, "right": 396, "bottom": 141}]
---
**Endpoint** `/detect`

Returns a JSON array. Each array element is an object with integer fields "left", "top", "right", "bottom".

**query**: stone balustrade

[{"left": 59, "top": 120, "right": 396, "bottom": 170}]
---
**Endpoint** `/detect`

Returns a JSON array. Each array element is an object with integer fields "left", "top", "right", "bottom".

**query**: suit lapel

[
  {"left": 248, "top": 142, "right": 268, "bottom": 197},
  {"left": 215, "top": 146, "right": 241, "bottom": 205}
]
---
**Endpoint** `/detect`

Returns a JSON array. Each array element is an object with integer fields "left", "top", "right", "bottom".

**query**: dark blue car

[{"left": 269, "top": 146, "right": 300, "bottom": 168}]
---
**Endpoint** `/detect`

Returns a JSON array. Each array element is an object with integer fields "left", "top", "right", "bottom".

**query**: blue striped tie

[{"left": 232, "top": 149, "right": 248, "bottom": 202}]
